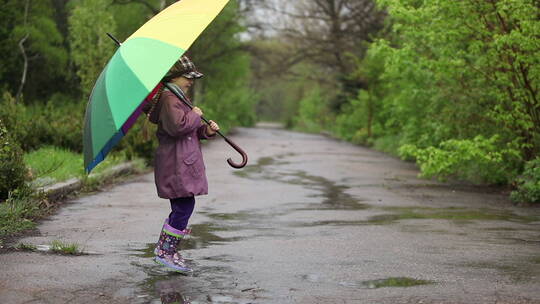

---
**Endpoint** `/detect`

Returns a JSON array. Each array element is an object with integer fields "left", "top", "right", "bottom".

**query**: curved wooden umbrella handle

[{"left": 222, "top": 135, "right": 248, "bottom": 169}]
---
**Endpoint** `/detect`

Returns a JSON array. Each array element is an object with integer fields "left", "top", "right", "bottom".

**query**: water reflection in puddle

[
  {"left": 300, "top": 273, "right": 434, "bottom": 289},
  {"left": 234, "top": 155, "right": 368, "bottom": 211},
  {"left": 130, "top": 227, "right": 262, "bottom": 303}
]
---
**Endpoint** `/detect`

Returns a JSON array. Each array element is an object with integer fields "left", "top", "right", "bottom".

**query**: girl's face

[{"left": 173, "top": 76, "right": 194, "bottom": 93}]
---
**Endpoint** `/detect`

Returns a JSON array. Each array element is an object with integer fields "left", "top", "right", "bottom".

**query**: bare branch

[{"left": 16, "top": 0, "right": 31, "bottom": 102}]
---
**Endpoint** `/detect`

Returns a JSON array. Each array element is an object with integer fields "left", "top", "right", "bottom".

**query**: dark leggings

[{"left": 168, "top": 197, "right": 195, "bottom": 230}]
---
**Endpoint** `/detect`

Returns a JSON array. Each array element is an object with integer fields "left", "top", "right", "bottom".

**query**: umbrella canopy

[{"left": 83, "top": 0, "right": 230, "bottom": 173}]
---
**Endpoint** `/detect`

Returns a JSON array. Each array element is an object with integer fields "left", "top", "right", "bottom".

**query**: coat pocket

[{"left": 183, "top": 151, "right": 201, "bottom": 178}]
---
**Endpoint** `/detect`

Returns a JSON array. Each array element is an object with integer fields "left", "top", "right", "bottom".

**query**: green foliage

[
  {"left": 15, "top": 242, "right": 37, "bottom": 251},
  {"left": 0, "top": 196, "right": 39, "bottom": 238},
  {"left": 68, "top": 0, "right": 117, "bottom": 97},
  {"left": 511, "top": 157, "right": 540, "bottom": 204},
  {"left": 399, "top": 136, "right": 520, "bottom": 184},
  {"left": 110, "top": 2, "right": 154, "bottom": 41},
  {"left": 198, "top": 53, "right": 257, "bottom": 132},
  {"left": 380, "top": 0, "right": 538, "bottom": 149},
  {"left": 50, "top": 239, "right": 83, "bottom": 255},
  {"left": 0, "top": 0, "right": 68, "bottom": 100},
  {"left": 0, "top": 91, "right": 84, "bottom": 152},
  {"left": 334, "top": 91, "right": 372, "bottom": 144},
  {"left": 294, "top": 88, "right": 329, "bottom": 133},
  {"left": 190, "top": 0, "right": 256, "bottom": 130},
  {"left": 318, "top": 0, "right": 540, "bottom": 187},
  {"left": 121, "top": 116, "right": 158, "bottom": 166},
  {"left": 324, "top": 49, "right": 388, "bottom": 144},
  {"left": 0, "top": 118, "right": 27, "bottom": 201}
]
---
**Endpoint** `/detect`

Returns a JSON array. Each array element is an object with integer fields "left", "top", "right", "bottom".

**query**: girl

[{"left": 145, "top": 55, "right": 219, "bottom": 272}]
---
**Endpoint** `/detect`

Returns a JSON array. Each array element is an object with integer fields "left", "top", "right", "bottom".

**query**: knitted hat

[{"left": 164, "top": 55, "right": 203, "bottom": 81}]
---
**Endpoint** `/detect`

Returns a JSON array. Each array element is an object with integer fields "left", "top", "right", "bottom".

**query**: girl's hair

[
  {"left": 141, "top": 85, "right": 165, "bottom": 140},
  {"left": 146, "top": 85, "right": 165, "bottom": 123}
]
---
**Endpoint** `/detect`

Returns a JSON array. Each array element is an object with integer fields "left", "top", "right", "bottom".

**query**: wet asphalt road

[{"left": 1, "top": 124, "right": 540, "bottom": 304}]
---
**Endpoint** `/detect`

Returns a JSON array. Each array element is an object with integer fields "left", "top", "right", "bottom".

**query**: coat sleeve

[
  {"left": 197, "top": 124, "right": 216, "bottom": 140},
  {"left": 159, "top": 93, "right": 202, "bottom": 138}
]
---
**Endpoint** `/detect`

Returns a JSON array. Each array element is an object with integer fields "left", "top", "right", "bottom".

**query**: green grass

[
  {"left": 15, "top": 242, "right": 37, "bottom": 251},
  {"left": 24, "top": 146, "right": 128, "bottom": 186},
  {"left": 50, "top": 239, "right": 82, "bottom": 255},
  {"left": 0, "top": 196, "right": 40, "bottom": 238}
]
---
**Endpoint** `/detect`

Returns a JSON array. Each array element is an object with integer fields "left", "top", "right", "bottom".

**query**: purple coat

[{"left": 152, "top": 89, "right": 213, "bottom": 199}]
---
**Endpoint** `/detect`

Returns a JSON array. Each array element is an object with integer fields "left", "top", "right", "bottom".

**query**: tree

[
  {"left": 188, "top": 0, "right": 257, "bottom": 129},
  {"left": 69, "top": 0, "right": 117, "bottom": 97},
  {"left": 0, "top": 0, "right": 68, "bottom": 101},
  {"left": 247, "top": 0, "right": 386, "bottom": 116},
  {"left": 338, "top": 0, "right": 540, "bottom": 184},
  {"left": 270, "top": 0, "right": 386, "bottom": 76}
]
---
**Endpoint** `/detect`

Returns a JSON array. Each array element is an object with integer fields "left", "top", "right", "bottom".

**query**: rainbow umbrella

[{"left": 83, "top": 0, "right": 232, "bottom": 173}]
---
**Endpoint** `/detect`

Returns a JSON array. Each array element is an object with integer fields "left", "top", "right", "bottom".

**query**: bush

[
  {"left": 294, "top": 88, "right": 330, "bottom": 133},
  {"left": 399, "top": 135, "right": 521, "bottom": 185},
  {"left": 511, "top": 157, "right": 540, "bottom": 204},
  {"left": 40, "top": 95, "right": 85, "bottom": 152},
  {"left": 0, "top": 119, "right": 27, "bottom": 200},
  {"left": 0, "top": 91, "right": 32, "bottom": 149},
  {"left": 0, "top": 91, "right": 84, "bottom": 153},
  {"left": 121, "top": 116, "right": 158, "bottom": 166},
  {"left": 334, "top": 90, "right": 373, "bottom": 145}
]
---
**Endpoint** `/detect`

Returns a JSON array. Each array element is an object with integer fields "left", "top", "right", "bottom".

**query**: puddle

[
  {"left": 135, "top": 264, "right": 260, "bottom": 304},
  {"left": 287, "top": 171, "right": 369, "bottom": 210},
  {"left": 300, "top": 273, "right": 322, "bottom": 283},
  {"left": 128, "top": 218, "right": 252, "bottom": 302},
  {"left": 360, "top": 277, "right": 434, "bottom": 289},
  {"left": 132, "top": 224, "right": 244, "bottom": 255},
  {"left": 292, "top": 220, "right": 371, "bottom": 227},
  {"left": 160, "top": 291, "right": 191, "bottom": 304},
  {"left": 199, "top": 210, "right": 292, "bottom": 236},
  {"left": 366, "top": 206, "right": 540, "bottom": 225},
  {"left": 233, "top": 154, "right": 368, "bottom": 211},
  {"left": 289, "top": 205, "right": 540, "bottom": 228},
  {"left": 233, "top": 156, "right": 288, "bottom": 179},
  {"left": 300, "top": 273, "right": 434, "bottom": 289}
]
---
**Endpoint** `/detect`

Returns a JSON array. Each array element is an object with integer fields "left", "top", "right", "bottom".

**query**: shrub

[
  {"left": 121, "top": 116, "right": 158, "bottom": 166},
  {"left": 334, "top": 90, "right": 373, "bottom": 145},
  {"left": 0, "top": 91, "right": 32, "bottom": 149},
  {"left": 399, "top": 135, "right": 521, "bottom": 185},
  {"left": 0, "top": 91, "right": 84, "bottom": 153},
  {"left": 0, "top": 119, "right": 27, "bottom": 200},
  {"left": 511, "top": 157, "right": 540, "bottom": 204},
  {"left": 40, "top": 95, "right": 85, "bottom": 152},
  {"left": 294, "top": 88, "right": 330, "bottom": 133}
]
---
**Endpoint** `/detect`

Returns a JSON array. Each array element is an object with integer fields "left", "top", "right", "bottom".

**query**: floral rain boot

[
  {"left": 154, "top": 219, "right": 191, "bottom": 256},
  {"left": 154, "top": 219, "right": 192, "bottom": 273}
]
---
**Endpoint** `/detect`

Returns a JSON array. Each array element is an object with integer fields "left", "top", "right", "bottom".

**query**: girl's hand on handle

[
  {"left": 206, "top": 120, "right": 220, "bottom": 136},
  {"left": 192, "top": 106, "right": 203, "bottom": 116}
]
